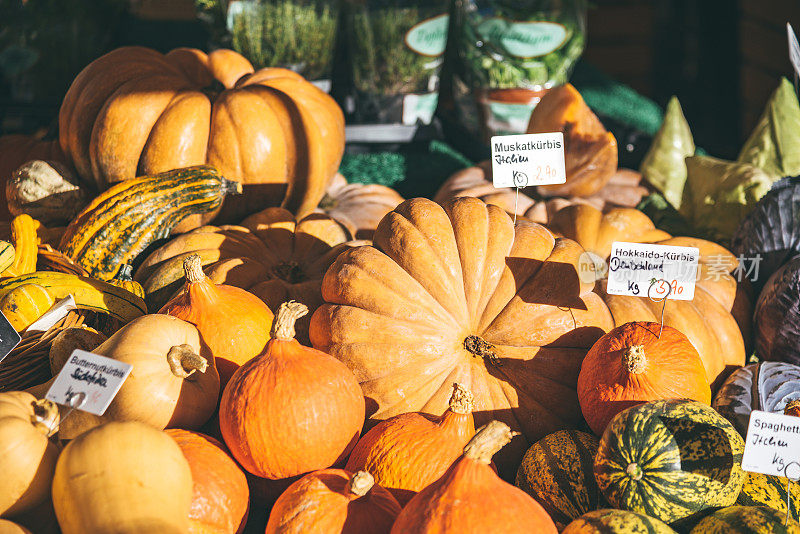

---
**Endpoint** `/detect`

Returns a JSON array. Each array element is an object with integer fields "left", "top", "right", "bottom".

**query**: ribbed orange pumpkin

[
  {"left": 58, "top": 47, "right": 345, "bottom": 223},
  {"left": 265, "top": 470, "right": 401, "bottom": 534},
  {"left": 160, "top": 253, "right": 274, "bottom": 388},
  {"left": 166, "top": 429, "right": 249, "bottom": 534},
  {"left": 345, "top": 383, "right": 475, "bottom": 505},
  {"left": 220, "top": 301, "right": 365, "bottom": 480},
  {"left": 390, "top": 421, "right": 558, "bottom": 534},
  {"left": 577, "top": 322, "right": 712, "bottom": 436}
]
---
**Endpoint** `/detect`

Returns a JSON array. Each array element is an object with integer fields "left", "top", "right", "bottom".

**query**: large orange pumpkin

[
  {"left": 166, "top": 429, "right": 249, "bottom": 534},
  {"left": 577, "top": 322, "right": 712, "bottom": 435},
  {"left": 58, "top": 46, "right": 345, "bottom": 222},
  {"left": 310, "top": 197, "right": 614, "bottom": 476}
]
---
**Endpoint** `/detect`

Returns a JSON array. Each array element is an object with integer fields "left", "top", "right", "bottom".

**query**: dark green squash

[
  {"left": 515, "top": 430, "right": 606, "bottom": 530},
  {"left": 59, "top": 165, "right": 241, "bottom": 281},
  {"left": 713, "top": 362, "right": 800, "bottom": 437},
  {"left": 690, "top": 505, "right": 800, "bottom": 534},
  {"left": 562, "top": 509, "right": 677, "bottom": 533},
  {"left": 737, "top": 472, "right": 800, "bottom": 523},
  {"left": 594, "top": 399, "right": 745, "bottom": 524},
  {"left": 751, "top": 257, "right": 800, "bottom": 364}
]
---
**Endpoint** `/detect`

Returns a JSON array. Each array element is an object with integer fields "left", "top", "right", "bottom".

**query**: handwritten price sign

[
  {"left": 742, "top": 410, "right": 800, "bottom": 481},
  {"left": 491, "top": 133, "right": 566, "bottom": 188},
  {"left": 606, "top": 242, "right": 699, "bottom": 301},
  {"left": 46, "top": 349, "right": 132, "bottom": 416}
]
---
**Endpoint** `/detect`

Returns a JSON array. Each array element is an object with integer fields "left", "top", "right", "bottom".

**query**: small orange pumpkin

[
  {"left": 345, "top": 383, "right": 475, "bottom": 505},
  {"left": 166, "top": 429, "right": 249, "bottom": 534},
  {"left": 265, "top": 470, "right": 401, "bottom": 534},
  {"left": 160, "top": 253, "right": 274, "bottom": 388},
  {"left": 390, "top": 421, "right": 558, "bottom": 534},
  {"left": 220, "top": 301, "right": 365, "bottom": 480},
  {"left": 577, "top": 322, "right": 712, "bottom": 436}
]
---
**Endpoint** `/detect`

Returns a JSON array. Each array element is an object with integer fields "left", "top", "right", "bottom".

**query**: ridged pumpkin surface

[
  {"left": 310, "top": 197, "right": 614, "bottom": 475},
  {"left": 690, "top": 505, "right": 800, "bottom": 533},
  {"left": 737, "top": 471, "right": 800, "bottom": 521},
  {"left": 515, "top": 430, "right": 606, "bottom": 530},
  {"left": 577, "top": 322, "right": 711, "bottom": 436},
  {"left": 317, "top": 174, "right": 404, "bottom": 240},
  {"left": 344, "top": 383, "right": 475, "bottom": 505},
  {"left": 166, "top": 429, "right": 249, "bottom": 534},
  {"left": 265, "top": 469, "right": 401, "bottom": 534},
  {"left": 58, "top": 46, "right": 344, "bottom": 221},
  {"left": 562, "top": 509, "right": 677, "bottom": 533},
  {"left": 594, "top": 399, "right": 745, "bottom": 523}
]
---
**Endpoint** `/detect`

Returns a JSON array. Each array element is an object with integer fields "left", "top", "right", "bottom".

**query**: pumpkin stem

[
  {"left": 167, "top": 344, "right": 208, "bottom": 379},
  {"left": 785, "top": 400, "right": 800, "bottom": 417},
  {"left": 463, "top": 421, "right": 519, "bottom": 464},
  {"left": 463, "top": 335, "right": 501, "bottom": 366},
  {"left": 116, "top": 263, "right": 134, "bottom": 281},
  {"left": 30, "top": 398, "right": 59, "bottom": 435},
  {"left": 223, "top": 178, "right": 243, "bottom": 195},
  {"left": 623, "top": 345, "right": 647, "bottom": 374},
  {"left": 346, "top": 471, "right": 374, "bottom": 497},
  {"left": 625, "top": 463, "right": 643, "bottom": 481},
  {"left": 271, "top": 300, "right": 308, "bottom": 341},
  {"left": 448, "top": 383, "right": 474, "bottom": 415},
  {"left": 183, "top": 254, "right": 206, "bottom": 284}
]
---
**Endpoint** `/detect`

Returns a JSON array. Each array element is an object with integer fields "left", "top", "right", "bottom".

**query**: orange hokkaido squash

[
  {"left": 577, "top": 322, "right": 712, "bottom": 435},
  {"left": 166, "top": 429, "right": 249, "bottom": 534},
  {"left": 345, "top": 383, "right": 476, "bottom": 505},
  {"left": 58, "top": 47, "right": 345, "bottom": 223},
  {"left": 390, "top": 421, "right": 558, "bottom": 534},
  {"left": 265, "top": 470, "right": 401, "bottom": 534},
  {"left": 527, "top": 84, "right": 618, "bottom": 198},
  {"left": 160, "top": 253, "right": 274, "bottom": 388},
  {"left": 220, "top": 301, "right": 365, "bottom": 480}
]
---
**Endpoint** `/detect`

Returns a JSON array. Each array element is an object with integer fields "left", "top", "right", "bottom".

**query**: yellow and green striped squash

[
  {"left": 690, "top": 505, "right": 800, "bottom": 533},
  {"left": 0, "top": 283, "right": 54, "bottom": 332},
  {"left": 737, "top": 471, "right": 800, "bottom": 522},
  {"left": 516, "top": 430, "right": 607, "bottom": 529},
  {"left": 562, "top": 509, "right": 677, "bottom": 533},
  {"left": 0, "top": 240, "right": 14, "bottom": 273},
  {"left": 594, "top": 399, "right": 745, "bottom": 524}
]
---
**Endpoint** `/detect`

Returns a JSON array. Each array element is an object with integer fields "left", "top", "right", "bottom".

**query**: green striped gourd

[
  {"left": 0, "top": 241, "right": 14, "bottom": 273},
  {"left": 59, "top": 165, "right": 241, "bottom": 280},
  {"left": 562, "top": 509, "right": 677, "bottom": 533},
  {"left": 594, "top": 399, "right": 745, "bottom": 524},
  {"left": 737, "top": 471, "right": 800, "bottom": 522},
  {"left": 690, "top": 506, "right": 800, "bottom": 533},
  {"left": 515, "top": 430, "right": 606, "bottom": 529}
]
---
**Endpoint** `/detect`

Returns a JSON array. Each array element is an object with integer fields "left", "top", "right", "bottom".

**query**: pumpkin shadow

[
  {"left": 505, "top": 256, "right": 588, "bottom": 311},
  {"left": 214, "top": 183, "right": 289, "bottom": 224}
]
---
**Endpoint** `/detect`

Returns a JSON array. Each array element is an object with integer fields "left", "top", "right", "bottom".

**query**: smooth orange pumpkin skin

[
  {"left": 219, "top": 311, "right": 365, "bottom": 480},
  {"left": 166, "top": 429, "right": 249, "bottom": 534},
  {"left": 344, "top": 388, "right": 475, "bottom": 505},
  {"left": 265, "top": 469, "right": 401, "bottom": 534},
  {"left": 390, "top": 429, "right": 557, "bottom": 534},
  {"left": 527, "top": 83, "right": 618, "bottom": 198},
  {"left": 58, "top": 46, "right": 345, "bottom": 222},
  {"left": 159, "top": 257, "right": 274, "bottom": 388},
  {"left": 577, "top": 322, "right": 712, "bottom": 436}
]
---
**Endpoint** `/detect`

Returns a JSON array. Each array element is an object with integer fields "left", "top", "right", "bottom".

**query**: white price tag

[
  {"left": 491, "top": 133, "right": 566, "bottom": 188},
  {"left": 788, "top": 23, "right": 800, "bottom": 82},
  {"left": 607, "top": 242, "right": 699, "bottom": 301},
  {"left": 0, "top": 311, "right": 21, "bottom": 364},
  {"left": 742, "top": 410, "right": 800, "bottom": 480},
  {"left": 45, "top": 349, "right": 132, "bottom": 416},
  {"left": 26, "top": 295, "right": 77, "bottom": 333}
]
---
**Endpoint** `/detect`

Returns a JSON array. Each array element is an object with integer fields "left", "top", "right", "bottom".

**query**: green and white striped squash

[
  {"left": 562, "top": 509, "right": 677, "bottom": 533},
  {"left": 737, "top": 471, "right": 800, "bottom": 522},
  {"left": 594, "top": 399, "right": 745, "bottom": 524},
  {"left": 516, "top": 430, "right": 607, "bottom": 530},
  {"left": 713, "top": 362, "right": 800, "bottom": 437},
  {"left": 690, "top": 505, "right": 800, "bottom": 533}
]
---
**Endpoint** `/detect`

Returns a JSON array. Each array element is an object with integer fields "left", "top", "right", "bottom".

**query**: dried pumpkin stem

[
  {"left": 271, "top": 301, "right": 309, "bottom": 341},
  {"left": 463, "top": 421, "right": 519, "bottom": 464},
  {"left": 786, "top": 400, "right": 800, "bottom": 416},
  {"left": 347, "top": 471, "right": 374, "bottom": 497},
  {"left": 30, "top": 398, "right": 59, "bottom": 435},
  {"left": 449, "top": 383, "right": 474, "bottom": 415},
  {"left": 623, "top": 345, "right": 647, "bottom": 374},
  {"left": 183, "top": 254, "right": 206, "bottom": 284},
  {"left": 167, "top": 344, "right": 208, "bottom": 379}
]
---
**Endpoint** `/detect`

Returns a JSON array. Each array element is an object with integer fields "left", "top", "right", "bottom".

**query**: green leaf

[
  {"left": 679, "top": 155, "right": 778, "bottom": 242},
  {"left": 737, "top": 77, "right": 800, "bottom": 178},
  {"left": 639, "top": 96, "right": 695, "bottom": 209}
]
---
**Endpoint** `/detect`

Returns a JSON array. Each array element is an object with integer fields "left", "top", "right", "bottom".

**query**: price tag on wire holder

[{"left": 46, "top": 349, "right": 132, "bottom": 417}]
